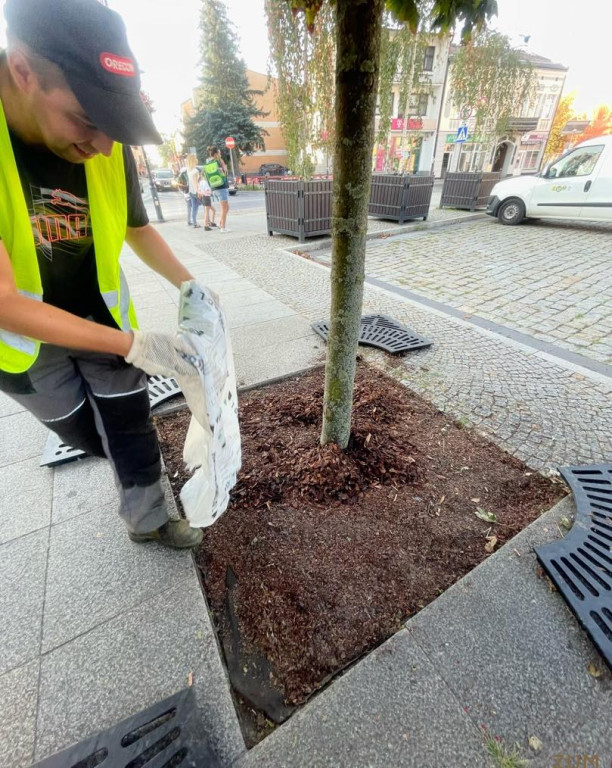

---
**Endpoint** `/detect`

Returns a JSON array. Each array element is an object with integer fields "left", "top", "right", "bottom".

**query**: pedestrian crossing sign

[{"left": 456, "top": 125, "right": 468, "bottom": 143}]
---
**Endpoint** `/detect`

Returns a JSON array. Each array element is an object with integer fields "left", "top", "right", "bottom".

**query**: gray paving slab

[
  {"left": 0, "top": 392, "right": 24, "bottom": 419},
  {"left": 0, "top": 660, "right": 40, "bottom": 768},
  {"left": 0, "top": 528, "right": 48, "bottom": 676},
  {"left": 0, "top": 457, "right": 52, "bottom": 544},
  {"left": 41, "top": 504, "right": 195, "bottom": 653},
  {"left": 407, "top": 496, "right": 612, "bottom": 765},
  {"left": 225, "top": 299, "right": 296, "bottom": 329},
  {"left": 234, "top": 335, "right": 324, "bottom": 388},
  {"left": 52, "top": 456, "right": 118, "bottom": 526},
  {"left": 236, "top": 627, "right": 489, "bottom": 768},
  {"left": 0, "top": 411, "right": 48, "bottom": 467},
  {"left": 35, "top": 578, "right": 245, "bottom": 766},
  {"left": 230, "top": 315, "right": 319, "bottom": 357}
]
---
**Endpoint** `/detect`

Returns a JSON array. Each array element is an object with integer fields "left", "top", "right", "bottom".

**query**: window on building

[
  {"left": 413, "top": 93, "right": 428, "bottom": 116},
  {"left": 543, "top": 93, "right": 556, "bottom": 119},
  {"left": 521, "top": 150, "right": 540, "bottom": 170},
  {"left": 423, "top": 46, "right": 435, "bottom": 72}
]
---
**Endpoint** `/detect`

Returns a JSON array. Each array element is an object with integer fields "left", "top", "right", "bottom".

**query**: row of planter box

[{"left": 265, "top": 171, "right": 501, "bottom": 242}]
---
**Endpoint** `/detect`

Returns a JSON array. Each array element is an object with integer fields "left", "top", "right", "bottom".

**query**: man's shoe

[
  {"left": 204, "top": 226, "right": 212, "bottom": 231},
  {"left": 128, "top": 520, "right": 203, "bottom": 549},
  {"left": 209, "top": 222, "right": 218, "bottom": 228}
]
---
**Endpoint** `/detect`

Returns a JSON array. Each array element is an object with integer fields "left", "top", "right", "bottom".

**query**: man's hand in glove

[{"left": 125, "top": 331, "right": 199, "bottom": 379}]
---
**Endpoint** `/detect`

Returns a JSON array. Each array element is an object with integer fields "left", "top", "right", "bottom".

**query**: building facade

[
  {"left": 373, "top": 35, "right": 452, "bottom": 174},
  {"left": 433, "top": 51, "right": 568, "bottom": 178},
  {"left": 180, "top": 70, "right": 289, "bottom": 174}
]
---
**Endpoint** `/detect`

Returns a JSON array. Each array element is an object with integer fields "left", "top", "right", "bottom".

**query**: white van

[{"left": 486, "top": 135, "right": 612, "bottom": 225}]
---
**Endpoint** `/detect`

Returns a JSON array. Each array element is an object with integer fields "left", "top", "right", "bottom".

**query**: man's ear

[{"left": 7, "top": 48, "right": 37, "bottom": 94}]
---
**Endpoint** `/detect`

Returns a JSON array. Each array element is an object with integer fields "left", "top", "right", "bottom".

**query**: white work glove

[{"left": 125, "top": 330, "right": 200, "bottom": 379}]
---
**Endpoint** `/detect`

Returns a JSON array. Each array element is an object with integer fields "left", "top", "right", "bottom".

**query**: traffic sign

[
  {"left": 225, "top": 136, "right": 236, "bottom": 149},
  {"left": 456, "top": 125, "right": 469, "bottom": 143}
]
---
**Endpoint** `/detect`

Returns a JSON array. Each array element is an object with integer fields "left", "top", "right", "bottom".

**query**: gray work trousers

[{"left": 0, "top": 343, "right": 170, "bottom": 533}]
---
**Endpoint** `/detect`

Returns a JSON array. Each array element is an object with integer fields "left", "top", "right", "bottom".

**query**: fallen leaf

[
  {"left": 187, "top": 671, "right": 193, "bottom": 687},
  {"left": 588, "top": 663, "right": 603, "bottom": 679},
  {"left": 528, "top": 736, "right": 543, "bottom": 752},
  {"left": 475, "top": 507, "right": 497, "bottom": 523},
  {"left": 559, "top": 516, "right": 572, "bottom": 531},
  {"left": 471, "top": 497, "right": 480, "bottom": 503},
  {"left": 485, "top": 535, "right": 498, "bottom": 553}
]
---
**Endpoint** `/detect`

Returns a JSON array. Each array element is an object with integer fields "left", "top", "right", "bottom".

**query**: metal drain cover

[
  {"left": 40, "top": 376, "right": 182, "bottom": 468},
  {"left": 536, "top": 464, "right": 612, "bottom": 670},
  {"left": 312, "top": 314, "right": 431, "bottom": 354},
  {"left": 32, "top": 686, "right": 218, "bottom": 768},
  {"left": 148, "top": 374, "right": 182, "bottom": 409}
]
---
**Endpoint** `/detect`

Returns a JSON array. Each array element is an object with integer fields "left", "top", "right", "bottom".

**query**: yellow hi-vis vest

[{"left": 0, "top": 98, "right": 138, "bottom": 373}]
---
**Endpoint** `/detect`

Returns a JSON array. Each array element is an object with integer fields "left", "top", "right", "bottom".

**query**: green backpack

[{"left": 203, "top": 159, "right": 227, "bottom": 189}]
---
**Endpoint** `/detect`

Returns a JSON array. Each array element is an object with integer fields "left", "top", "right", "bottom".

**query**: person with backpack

[{"left": 203, "top": 146, "right": 230, "bottom": 232}]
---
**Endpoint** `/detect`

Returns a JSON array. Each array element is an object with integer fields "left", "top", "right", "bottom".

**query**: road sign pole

[{"left": 229, "top": 148, "right": 236, "bottom": 179}]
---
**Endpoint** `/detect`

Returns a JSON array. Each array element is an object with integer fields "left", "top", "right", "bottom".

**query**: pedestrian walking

[
  {"left": 203, "top": 146, "right": 230, "bottom": 232},
  {"left": 177, "top": 164, "right": 191, "bottom": 225},
  {"left": 0, "top": 0, "right": 204, "bottom": 549}
]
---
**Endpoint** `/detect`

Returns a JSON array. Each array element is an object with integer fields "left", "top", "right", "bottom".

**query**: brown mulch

[{"left": 156, "top": 363, "right": 566, "bottom": 712}]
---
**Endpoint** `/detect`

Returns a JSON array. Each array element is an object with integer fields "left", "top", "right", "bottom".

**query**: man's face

[{"left": 26, "top": 78, "right": 114, "bottom": 163}]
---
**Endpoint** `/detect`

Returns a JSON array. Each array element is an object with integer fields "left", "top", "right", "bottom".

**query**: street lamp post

[{"left": 141, "top": 146, "right": 165, "bottom": 223}]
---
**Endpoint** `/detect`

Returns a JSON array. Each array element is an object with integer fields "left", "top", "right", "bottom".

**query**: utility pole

[{"left": 141, "top": 147, "right": 165, "bottom": 223}]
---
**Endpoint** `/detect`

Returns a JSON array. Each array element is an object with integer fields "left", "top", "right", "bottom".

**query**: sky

[{"left": 0, "top": 0, "right": 609, "bottom": 137}]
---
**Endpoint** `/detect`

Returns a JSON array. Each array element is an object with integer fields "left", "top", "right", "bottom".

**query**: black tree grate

[
  {"left": 535, "top": 464, "right": 612, "bottom": 670},
  {"left": 40, "top": 376, "right": 182, "bottom": 467},
  {"left": 32, "top": 687, "right": 218, "bottom": 768},
  {"left": 312, "top": 314, "right": 431, "bottom": 354}
]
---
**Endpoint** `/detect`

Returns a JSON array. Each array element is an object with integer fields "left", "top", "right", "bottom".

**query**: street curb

[{"left": 283, "top": 211, "right": 487, "bottom": 256}]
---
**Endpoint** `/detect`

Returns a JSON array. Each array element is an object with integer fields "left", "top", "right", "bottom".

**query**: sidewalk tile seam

[{"left": 39, "top": 571, "right": 197, "bottom": 660}]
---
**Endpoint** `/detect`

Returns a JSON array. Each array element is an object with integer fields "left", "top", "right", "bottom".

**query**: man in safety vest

[{"left": 0, "top": 0, "right": 204, "bottom": 548}]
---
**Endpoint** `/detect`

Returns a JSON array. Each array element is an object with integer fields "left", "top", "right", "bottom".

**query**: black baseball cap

[{"left": 4, "top": 0, "right": 162, "bottom": 146}]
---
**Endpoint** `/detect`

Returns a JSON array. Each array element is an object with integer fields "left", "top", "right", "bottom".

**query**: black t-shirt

[{"left": 6, "top": 133, "right": 148, "bottom": 326}]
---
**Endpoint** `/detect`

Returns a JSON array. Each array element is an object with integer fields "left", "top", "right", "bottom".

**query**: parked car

[
  {"left": 153, "top": 169, "right": 178, "bottom": 192},
  {"left": 259, "top": 163, "right": 288, "bottom": 176},
  {"left": 486, "top": 136, "right": 612, "bottom": 225}
]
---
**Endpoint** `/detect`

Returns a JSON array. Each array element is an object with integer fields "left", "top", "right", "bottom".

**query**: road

[
  {"left": 352, "top": 216, "right": 612, "bottom": 367},
  {"left": 142, "top": 188, "right": 265, "bottom": 223}
]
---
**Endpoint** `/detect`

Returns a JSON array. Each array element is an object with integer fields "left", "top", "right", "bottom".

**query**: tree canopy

[{"left": 185, "top": 0, "right": 266, "bottom": 161}]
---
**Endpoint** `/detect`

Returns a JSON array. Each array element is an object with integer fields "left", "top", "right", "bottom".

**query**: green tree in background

[
  {"left": 283, "top": 0, "right": 497, "bottom": 449},
  {"left": 184, "top": 0, "right": 266, "bottom": 163}
]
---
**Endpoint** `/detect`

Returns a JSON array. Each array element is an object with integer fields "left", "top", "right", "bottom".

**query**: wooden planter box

[
  {"left": 439, "top": 172, "right": 501, "bottom": 211},
  {"left": 265, "top": 179, "right": 332, "bottom": 242},
  {"left": 368, "top": 174, "right": 434, "bottom": 223}
]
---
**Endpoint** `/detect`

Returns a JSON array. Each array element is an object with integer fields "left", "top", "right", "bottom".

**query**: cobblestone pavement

[
  {"left": 312, "top": 217, "right": 612, "bottom": 365},
  {"left": 202, "top": 232, "right": 612, "bottom": 474}
]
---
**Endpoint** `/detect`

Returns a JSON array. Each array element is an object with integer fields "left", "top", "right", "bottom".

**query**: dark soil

[{"left": 156, "top": 363, "right": 566, "bottom": 743}]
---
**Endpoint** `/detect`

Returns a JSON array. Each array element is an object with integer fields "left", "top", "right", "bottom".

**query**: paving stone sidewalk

[{"left": 1, "top": 211, "right": 611, "bottom": 767}]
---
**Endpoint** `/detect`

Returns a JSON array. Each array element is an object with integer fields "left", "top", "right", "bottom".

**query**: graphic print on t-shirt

[{"left": 28, "top": 185, "right": 91, "bottom": 262}]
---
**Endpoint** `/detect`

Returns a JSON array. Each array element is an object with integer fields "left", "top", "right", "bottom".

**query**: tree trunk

[{"left": 320, "top": 0, "right": 385, "bottom": 448}]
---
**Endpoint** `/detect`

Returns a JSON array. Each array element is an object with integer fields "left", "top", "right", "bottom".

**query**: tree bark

[{"left": 320, "top": 0, "right": 385, "bottom": 448}]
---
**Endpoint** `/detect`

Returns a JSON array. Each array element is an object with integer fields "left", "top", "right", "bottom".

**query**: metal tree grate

[
  {"left": 148, "top": 374, "right": 182, "bottom": 410},
  {"left": 40, "top": 376, "right": 182, "bottom": 468},
  {"left": 312, "top": 314, "right": 431, "bottom": 354},
  {"left": 535, "top": 464, "right": 612, "bottom": 670},
  {"left": 32, "top": 687, "right": 218, "bottom": 768}
]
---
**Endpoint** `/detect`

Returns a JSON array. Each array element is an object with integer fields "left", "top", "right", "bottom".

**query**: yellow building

[{"left": 180, "top": 70, "right": 288, "bottom": 174}]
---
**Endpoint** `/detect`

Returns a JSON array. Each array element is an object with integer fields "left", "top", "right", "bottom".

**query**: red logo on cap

[{"left": 99, "top": 52, "right": 136, "bottom": 77}]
